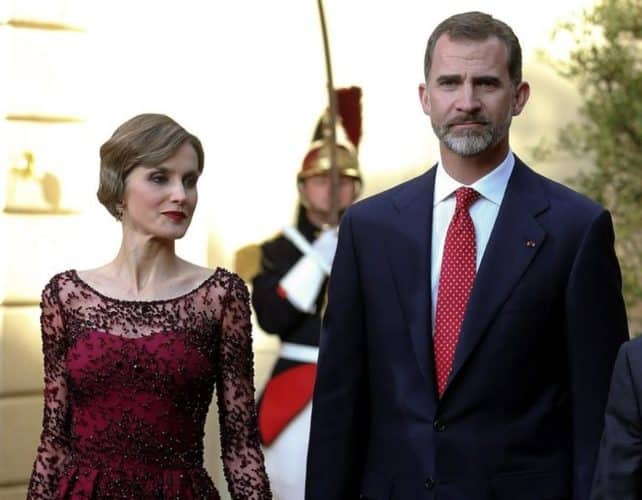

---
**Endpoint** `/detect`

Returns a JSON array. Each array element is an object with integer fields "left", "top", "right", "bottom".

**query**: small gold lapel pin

[{"left": 526, "top": 240, "right": 536, "bottom": 248}]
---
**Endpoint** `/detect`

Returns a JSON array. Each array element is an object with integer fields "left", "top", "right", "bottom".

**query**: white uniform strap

[
  {"left": 280, "top": 342, "right": 319, "bottom": 363},
  {"left": 282, "top": 226, "right": 331, "bottom": 274}
]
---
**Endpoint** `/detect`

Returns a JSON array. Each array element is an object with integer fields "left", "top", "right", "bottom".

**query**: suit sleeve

[
  {"left": 305, "top": 209, "right": 368, "bottom": 500},
  {"left": 591, "top": 341, "right": 642, "bottom": 500},
  {"left": 565, "top": 210, "right": 629, "bottom": 499}
]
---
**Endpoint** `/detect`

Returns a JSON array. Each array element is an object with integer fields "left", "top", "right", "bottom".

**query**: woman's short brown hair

[{"left": 97, "top": 113, "right": 204, "bottom": 218}]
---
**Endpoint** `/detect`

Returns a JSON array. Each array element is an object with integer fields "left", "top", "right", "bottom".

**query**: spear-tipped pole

[{"left": 316, "top": 0, "right": 340, "bottom": 227}]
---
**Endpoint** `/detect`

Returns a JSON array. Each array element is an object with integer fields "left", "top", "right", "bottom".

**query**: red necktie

[{"left": 434, "top": 187, "right": 480, "bottom": 397}]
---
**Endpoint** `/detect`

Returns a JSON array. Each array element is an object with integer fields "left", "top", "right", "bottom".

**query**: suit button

[
  {"left": 433, "top": 419, "right": 447, "bottom": 432},
  {"left": 424, "top": 477, "right": 435, "bottom": 490}
]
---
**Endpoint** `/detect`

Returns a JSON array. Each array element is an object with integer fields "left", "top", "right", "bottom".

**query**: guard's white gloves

[
  {"left": 311, "top": 227, "right": 338, "bottom": 272},
  {"left": 278, "top": 227, "right": 338, "bottom": 313}
]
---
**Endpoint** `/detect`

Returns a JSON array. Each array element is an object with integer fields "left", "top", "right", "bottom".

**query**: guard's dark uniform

[
  {"left": 239, "top": 85, "right": 363, "bottom": 499},
  {"left": 252, "top": 206, "right": 325, "bottom": 444}
]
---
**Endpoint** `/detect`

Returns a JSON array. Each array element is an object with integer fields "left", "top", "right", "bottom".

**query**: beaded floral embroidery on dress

[{"left": 27, "top": 268, "right": 271, "bottom": 499}]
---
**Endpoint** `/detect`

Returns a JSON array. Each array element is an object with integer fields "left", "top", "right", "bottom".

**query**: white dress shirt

[{"left": 430, "top": 151, "right": 515, "bottom": 327}]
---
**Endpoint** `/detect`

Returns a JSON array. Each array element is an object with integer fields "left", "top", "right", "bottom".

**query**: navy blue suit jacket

[
  {"left": 306, "top": 158, "right": 628, "bottom": 500},
  {"left": 591, "top": 337, "right": 642, "bottom": 500}
]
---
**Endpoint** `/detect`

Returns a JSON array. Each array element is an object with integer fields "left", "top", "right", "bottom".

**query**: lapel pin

[{"left": 526, "top": 239, "right": 536, "bottom": 248}]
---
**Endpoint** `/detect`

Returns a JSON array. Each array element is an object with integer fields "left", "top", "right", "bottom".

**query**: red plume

[{"left": 336, "top": 86, "right": 362, "bottom": 149}]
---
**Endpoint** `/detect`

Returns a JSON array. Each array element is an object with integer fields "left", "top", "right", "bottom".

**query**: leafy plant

[{"left": 542, "top": 0, "right": 642, "bottom": 332}]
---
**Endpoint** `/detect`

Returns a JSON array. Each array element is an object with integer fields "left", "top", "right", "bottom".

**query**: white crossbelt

[
  {"left": 279, "top": 342, "right": 319, "bottom": 363},
  {"left": 282, "top": 226, "right": 331, "bottom": 275}
]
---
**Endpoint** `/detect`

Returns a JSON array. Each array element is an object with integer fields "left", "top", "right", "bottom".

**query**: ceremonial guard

[{"left": 237, "top": 87, "right": 363, "bottom": 499}]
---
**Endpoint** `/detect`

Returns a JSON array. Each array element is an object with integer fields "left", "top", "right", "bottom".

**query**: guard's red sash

[{"left": 258, "top": 363, "right": 317, "bottom": 446}]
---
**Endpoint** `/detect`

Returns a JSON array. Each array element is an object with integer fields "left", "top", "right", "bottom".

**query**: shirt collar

[{"left": 434, "top": 150, "right": 515, "bottom": 206}]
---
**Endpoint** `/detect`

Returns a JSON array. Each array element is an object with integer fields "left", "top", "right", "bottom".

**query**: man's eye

[{"left": 478, "top": 80, "right": 499, "bottom": 89}]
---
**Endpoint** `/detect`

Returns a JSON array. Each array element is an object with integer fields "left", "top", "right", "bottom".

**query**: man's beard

[{"left": 432, "top": 110, "right": 512, "bottom": 157}]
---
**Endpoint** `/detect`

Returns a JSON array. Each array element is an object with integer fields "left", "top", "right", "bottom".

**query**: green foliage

[{"left": 553, "top": 0, "right": 642, "bottom": 328}]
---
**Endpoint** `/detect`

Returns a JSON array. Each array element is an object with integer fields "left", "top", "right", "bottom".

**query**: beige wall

[{"left": 0, "top": 307, "right": 43, "bottom": 497}]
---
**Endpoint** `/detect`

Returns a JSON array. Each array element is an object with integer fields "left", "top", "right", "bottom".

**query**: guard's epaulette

[
  {"left": 234, "top": 229, "right": 289, "bottom": 282},
  {"left": 234, "top": 244, "right": 262, "bottom": 282}
]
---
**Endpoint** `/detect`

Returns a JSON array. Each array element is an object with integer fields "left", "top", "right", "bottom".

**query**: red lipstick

[{"left": 162, "top": 211, "right": 186, "bottom": 222}]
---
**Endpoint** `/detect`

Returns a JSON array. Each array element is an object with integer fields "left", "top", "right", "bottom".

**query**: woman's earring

[{"left": 115, "top": 204, "right": 124, "bottom": 221}]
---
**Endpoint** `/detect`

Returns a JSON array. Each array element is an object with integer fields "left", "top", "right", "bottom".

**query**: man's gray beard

[
  {"left": 441, "top": 127, "right": 494, "bottom": 156},
  {"left": 432, "top": 112, "right": 513, "bottom": 157}
]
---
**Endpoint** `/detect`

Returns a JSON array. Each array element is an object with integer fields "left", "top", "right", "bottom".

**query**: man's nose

[{"left": 455, "top": 84, "right": 481, "bottom": 113}]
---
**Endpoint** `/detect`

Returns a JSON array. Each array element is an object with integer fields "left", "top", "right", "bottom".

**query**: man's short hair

[{"left": 424, "top": 11, "right": 523, "bottom": 87}]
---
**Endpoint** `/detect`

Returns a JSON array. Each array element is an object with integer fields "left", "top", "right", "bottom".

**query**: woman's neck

[{"left": 110, "top": 232, "right": 180, "bottom": 295}]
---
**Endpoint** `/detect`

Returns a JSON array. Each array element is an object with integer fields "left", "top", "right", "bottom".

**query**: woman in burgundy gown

[{"left": 27, "top": 114, "right": 271, "bottom": 499}]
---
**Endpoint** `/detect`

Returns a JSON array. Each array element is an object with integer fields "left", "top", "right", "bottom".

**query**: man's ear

[
  {"left": 419, "top": 83, "right": 431, "bottom": 116},
  {"left": 512, "top": 81, "right": 530, "bottom": 116}
]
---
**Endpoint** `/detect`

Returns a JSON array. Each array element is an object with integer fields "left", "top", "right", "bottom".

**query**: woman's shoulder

[
  {"left": 195, "top": 267, "right": 248, "bottom": 312},
  {"left": 39, "top": 270, "right": 80, "bottom": 312},
  {"left": 203, "top": 266, "right": 248, "bottom": 298},
  {"left": 42, "top": 269, "right": 77, "bottom": 295},
  {"left": 212, "top": 266, "right": 244, "bottom": 284}
]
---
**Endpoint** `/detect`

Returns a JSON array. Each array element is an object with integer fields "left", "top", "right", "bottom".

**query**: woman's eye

[
  {"left": 183, "top": 176, "right": 198, "bottom": 188},
  {"left": 150, "top": 173, "right": 167, "bottom": 184}
]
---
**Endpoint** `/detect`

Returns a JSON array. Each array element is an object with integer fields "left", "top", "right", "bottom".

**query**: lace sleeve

[
  {"left": 27, "top": 278, "right": 71, "bottom": 499},
  {"left": 217, "top": 273, "right": 272, "bottom": 499}
]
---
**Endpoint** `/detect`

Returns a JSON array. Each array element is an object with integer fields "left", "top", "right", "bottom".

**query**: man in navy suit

[
  {"left": 592, "top": 337, "right": 642, "bottom": 499},
  {"left": 305, "top": 11, "right": 629, "bottom": 500}
]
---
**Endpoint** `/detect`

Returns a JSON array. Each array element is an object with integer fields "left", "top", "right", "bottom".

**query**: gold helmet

[{"left": 297, "top": 86, "right": 363, "bottom": 184}]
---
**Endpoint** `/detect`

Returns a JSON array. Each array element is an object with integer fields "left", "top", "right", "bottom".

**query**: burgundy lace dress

[{"left": 27, "top": 268, "right": 271, "bottom": 499}]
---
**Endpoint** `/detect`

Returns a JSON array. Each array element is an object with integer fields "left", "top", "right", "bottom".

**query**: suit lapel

[
  {"left": 447, "top": 160, "right": 550, "bottom": 391},
  {"left": 386, "top": 169, "right": 436, "bottom": 392}
]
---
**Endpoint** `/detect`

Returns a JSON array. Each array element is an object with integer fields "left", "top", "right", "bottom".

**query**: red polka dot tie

[{"left": 434, "top": 187, "right": 480, "bottom": 397}]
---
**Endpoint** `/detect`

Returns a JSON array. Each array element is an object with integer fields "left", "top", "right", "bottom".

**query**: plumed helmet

[{"left": 297, "top": 86, "right": 363, "bottom": 183}]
